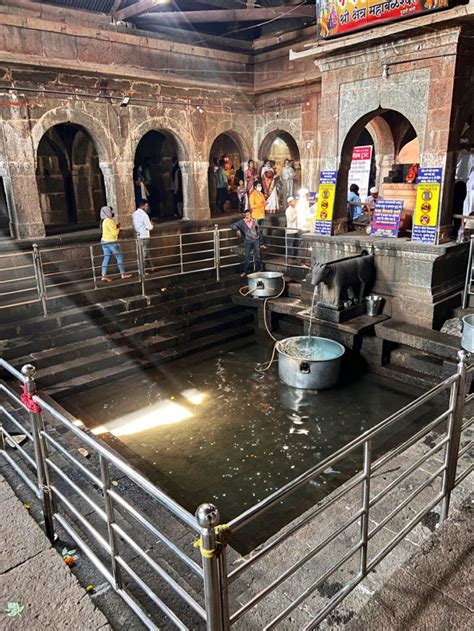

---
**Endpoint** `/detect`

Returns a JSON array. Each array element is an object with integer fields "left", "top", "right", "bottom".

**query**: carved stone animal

[{"left": 311, "top": 253, "right": 375, "bottom": 309}]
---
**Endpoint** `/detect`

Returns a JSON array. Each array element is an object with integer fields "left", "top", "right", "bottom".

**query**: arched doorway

[
  {"left": 209, "top": 133, "right": 243, "bottom": 215},
  {"left": 134, "top": 130, "right": 181, "bottom": 221},
  {"left": 259, "top": 130, "right": 301, "bottom": 181},
  {"left": 339, "top": 109, "right": 419, "bottom": 231},
  {"left": 36, "top": 123, "right": 106, "bottom": 232}
]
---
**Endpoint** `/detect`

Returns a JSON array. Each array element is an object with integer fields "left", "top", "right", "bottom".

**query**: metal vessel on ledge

[{"left": 247, "top": 271, "right": 284, "bottom": 298}]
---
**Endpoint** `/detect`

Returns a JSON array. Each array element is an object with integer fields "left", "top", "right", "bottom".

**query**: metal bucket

[
  {"left": 276, "top": 336, "right": 345, "bottom": 390},
  {"left": 247, "top": 271, "right": 284, "bottom": 298},
  {"left": 461, "top": 314, "right": 474, "bottom": 352},
  {"left": 366, "top": 295, "right": 383, "bottom": 317}
]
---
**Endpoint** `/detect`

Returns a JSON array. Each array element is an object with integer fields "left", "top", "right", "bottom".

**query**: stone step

[
  {"left": 3, "top": 282, "right": 243, "bottom": 358},
  {"left": 47, "top": 323, "right": 254, "bottom": 397},
  {"left": 35, "top": 311, "right": 253, "bottom": 387},
  {"left": 373, "top": 363, "right": 439, "bottom": 392},
  {"left": 375, "top": 320, "right": 460, "bottom": 362},
  {"left": 389, "top": 346, "right": 445, "bottom": 379},
  {"left": 14, "top": 302, "right": 241, "bottom": 369}
]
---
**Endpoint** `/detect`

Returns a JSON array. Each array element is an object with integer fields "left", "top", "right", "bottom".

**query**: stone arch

[
  {"left": 334, "top": 107, "right": 419, "bottom": 229},
  {"left": 208, "top": 130, "right": 250, "bottom": 214},
  {"left": 31, "top": 107, "right": 117, "bottom": 212},
  {"left": 208, "top": 128, "right": 251, "bottom": 165},
  {"left": 258, "top": 129, "right": 301, "bottom": 164}
]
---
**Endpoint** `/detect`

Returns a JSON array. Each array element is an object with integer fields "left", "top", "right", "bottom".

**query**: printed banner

[
  {"left": 412, "top": 167, "right": 442, "bottom": 244},
  {"left": 348, "top": 145, "right": 373, "bottom": 198},
  {"left": 316, "top": 0, "right": 451, "bottom": 39},
  {"left": 371, "top": 200, "right": 404, "bottom": 238},
  {"left": 315, "top": 171, "right": 337, "bottom": 236}
]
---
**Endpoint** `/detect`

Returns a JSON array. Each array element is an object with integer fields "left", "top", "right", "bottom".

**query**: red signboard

[{"left": 316, "top": 0, "right": 451, "bottom": 39}]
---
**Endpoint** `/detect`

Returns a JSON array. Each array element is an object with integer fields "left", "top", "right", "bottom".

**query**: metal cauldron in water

[
  {"left": 247, "top": 271, "right": 284, "bottom": 298},
  {"left": 461, "top": 314, "right": 474, "bottom": 353},
  {"left": 276, "top": 336, "right": 345, "bottom": 390}
]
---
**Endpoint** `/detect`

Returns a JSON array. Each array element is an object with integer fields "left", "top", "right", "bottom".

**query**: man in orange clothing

[{"left": 248, "top": 181, "right": 267, "bottom": 249}]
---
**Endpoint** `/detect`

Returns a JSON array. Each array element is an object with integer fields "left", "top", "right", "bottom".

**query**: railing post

[
  {"left": 359, "top": 439, "right": 372, "bottom": 576},
  {"left": 32, "top": 244, "right": 48, "bottom": 316},
  {"left": 136, "top": 238, "right": 146, "bottom": 298},
  {"left": 90, "top": 245, "right": 98, "bottom": 290},
  {"left": 284, "top": 227, "right": 289, "bottom": 267},
  {"left": 21, "top": 364, "right": 55, "bottom": 542},
  {"left": 99, "top": 455, "right": 123, "bottom": 590},
  {"left": 441, "top": 350, "right": 468, "bottom": 521},
  {"left": 179, "top": 233, "right": 184, "bottom": 275},
  {"left": 462, "top": 235, "right": 474, "bottom": 309},
  {"left": 196, "top": 503, "right": 227, "bottom": 631},
  {"left": 214, "top": 224, "right": 220, "bottom": 282}
]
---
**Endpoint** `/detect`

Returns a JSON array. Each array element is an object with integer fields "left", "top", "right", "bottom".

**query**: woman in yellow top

[
  {"left": 248, "top": 182, "right": 267, "bottom": 249},
  {"left": 100, "top": 206, "right": 131, "bottom": 282}
]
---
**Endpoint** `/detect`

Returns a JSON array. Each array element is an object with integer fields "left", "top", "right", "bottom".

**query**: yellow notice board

[
  {"left": 412, "top": 168, "right": 442, "bottom": 244},
  {"left": 315, "top": 171, "right": 337, "bottom": 236}
]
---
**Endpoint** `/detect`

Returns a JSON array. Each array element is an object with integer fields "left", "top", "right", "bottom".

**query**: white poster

[{"left": 348, "top": 145, "right": 373, "bottom": 197}]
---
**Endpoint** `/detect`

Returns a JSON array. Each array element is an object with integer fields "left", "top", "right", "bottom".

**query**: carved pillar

[{"left": 181, "top": 160, "right": 210, "bottom": 221}]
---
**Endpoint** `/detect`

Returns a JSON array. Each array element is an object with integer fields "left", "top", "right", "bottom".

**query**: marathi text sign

[
  {"left": 371, "top": 200, "right": 403, "bottom": 238},
  {"left": 348, "top": 145, "right": 373, "bottom": 198},
  {"left": 412, "top": 167, "right": 442, "bottom": 245},
  {"left": 315, "top": 171, "right": 337, "bottom": 236},
  {"left": 317, "top": 0, "right": 451, "bottom": 39}
]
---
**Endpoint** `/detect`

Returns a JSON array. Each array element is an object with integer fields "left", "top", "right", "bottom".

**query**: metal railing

[
  {"left": 462, "top": 234, "right": 474, "bottom": 308},
  {"left": 0, "top": 224, "right": 314, "bottom": 315},
  {"left": 1, "top": 350, "right": 472, "bottom": 629}
]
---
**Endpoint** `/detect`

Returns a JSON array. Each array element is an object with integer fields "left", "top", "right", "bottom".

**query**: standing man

[
  {"left": 248, "top": 181, "right": 267, "bottom": 249},
  {"left": 132, "top": 199, "right": 154, "bottom": 273},
  {"left": 216, "top": 159, "right": 228, "bottom": 213},
  {"left": 171, "top": 156, "right": 183, "bottom": 219},
  {"left": 231, "top": 210, "right": 262, "bottom": 278},
  {"left": 281, "top": 159, "right": 296, "bottom": 209},
  {"left": 285, "top": 196, "right": 298, "bottom": 260}
]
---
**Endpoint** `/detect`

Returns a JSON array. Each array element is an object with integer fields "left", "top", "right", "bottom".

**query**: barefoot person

[{"left": 100, "top": 206, "right": 131, "bottom": 282}]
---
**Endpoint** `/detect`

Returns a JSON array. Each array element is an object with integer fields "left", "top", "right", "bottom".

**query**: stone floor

[
  {"left": 0, "top": 474, "right": 110, "bottom": 631},
  {"left": 347, "top": 498, "right": 473, "bottom": 630}
]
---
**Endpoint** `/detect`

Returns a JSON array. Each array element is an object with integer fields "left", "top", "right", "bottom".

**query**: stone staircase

[
  {"left": 2, "top": 272, "right": 254, "bottom": 398},
  {"left": 374, "top": 320, "right": 461, "bottom": 390}
]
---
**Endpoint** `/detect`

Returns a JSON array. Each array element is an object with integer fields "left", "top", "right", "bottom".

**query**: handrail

[{"left": 228, "top": 372, "right": 458, "bottom": 532}]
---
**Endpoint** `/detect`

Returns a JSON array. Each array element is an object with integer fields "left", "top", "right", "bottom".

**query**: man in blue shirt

[
  {"left": 216, "top": 159, "right": 229, "bottom": 213},
  {"left": 347, "top": 183, "right": 362, "bottom": 222}
]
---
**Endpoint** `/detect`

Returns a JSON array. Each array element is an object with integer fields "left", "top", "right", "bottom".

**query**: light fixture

[{"left": 120, "top": 96, "right": 130, "bottom": 107}]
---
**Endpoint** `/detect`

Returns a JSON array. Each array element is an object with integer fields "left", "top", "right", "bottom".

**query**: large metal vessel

[
  {"left": 461, "top": 314, "right": 474, "bottom": 353},
  {"left": 247, "top": 271, "right": 284, "bottom": 298},
  {"left": 276, "top": 336, "right": 345, "bottom": 390}
]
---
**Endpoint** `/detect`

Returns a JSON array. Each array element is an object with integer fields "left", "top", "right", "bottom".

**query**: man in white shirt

[
  {"left": 285, "top": 196, "right": 299, "bottom": 259},
  {"left": 132, "top": 199, "right": 154, "bottom": 272}
]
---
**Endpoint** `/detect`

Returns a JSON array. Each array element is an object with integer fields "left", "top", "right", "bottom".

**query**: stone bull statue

[{"left": 311, "top": 252, "right": 375, "bottom": 309}]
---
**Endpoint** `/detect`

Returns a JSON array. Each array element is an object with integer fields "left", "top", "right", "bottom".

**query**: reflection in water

[{"left": 60, "top": 340, "right": 433, "bottom": 553}]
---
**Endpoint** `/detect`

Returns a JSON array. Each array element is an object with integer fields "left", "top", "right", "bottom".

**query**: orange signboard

[{"left": 316, "top": 0, "right": 450, "bottom": 39}]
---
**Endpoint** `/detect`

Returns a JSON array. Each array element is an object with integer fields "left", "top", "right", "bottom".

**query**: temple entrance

[
  {"left": 134, "top": 130, "right": 182, "bottom": 221},
  {"left": 209, "top": 133, "right": 243, "bottom": 215},
  {"left": 36, "top": 123, "right": 106, "bottom": 233},
  {"left": 259, "top": 130, "right": 301, "bottom": 184},
  {"left": 341, "top": 110, "right": 419, "bottom": 231}
]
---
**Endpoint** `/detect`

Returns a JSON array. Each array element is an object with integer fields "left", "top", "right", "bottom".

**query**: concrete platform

[{"left": 0, "top": 474, "right": 110, "bottom": 631}]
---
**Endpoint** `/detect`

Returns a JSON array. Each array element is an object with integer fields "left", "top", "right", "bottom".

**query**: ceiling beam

[
  {"left": 116, "top": 0, "right": 171, "bottom": 21},
  {"left": 135, "top": 7, "right": 315, "bottom": 25},
  {"left": 110, "top": 0, "right": 123, "bottom": 15},
  {"left": 134, "top": 21, "right": 253, "bottom": 51}
]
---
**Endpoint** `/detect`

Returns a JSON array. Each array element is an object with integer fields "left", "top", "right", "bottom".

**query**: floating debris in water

[{"left": 289, "top": 427, "right": 309, "bottom": 435}]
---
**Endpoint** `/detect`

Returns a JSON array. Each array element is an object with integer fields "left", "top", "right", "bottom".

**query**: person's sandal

[
  {"left": 121, "top": 273, "right": 132, "bottom": 279},
  {"left": 101, "top": 276, "right": 112, "bottom": 282}
]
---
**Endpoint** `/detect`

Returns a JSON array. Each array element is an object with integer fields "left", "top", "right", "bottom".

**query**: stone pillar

[
  {"left": 101, "top": 161, "right": 135, "bottom": 226},
  {"left": 181, "top": 160, "right": 210, "bottom": 221}
]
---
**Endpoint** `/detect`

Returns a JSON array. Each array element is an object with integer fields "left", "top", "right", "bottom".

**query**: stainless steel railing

[
  {"left": 202, "top": 352, "right": 473, "bottom": 629},
  {"left": 0, "top": 224, "right": 314, "bottom": 316},
  {"left": 462, "top": 234, "right": 474, "bottom": 308},
  {"left": 0, "top": 358, "right": 208, "bottom": 630},
  {"left": 1, "top": 351, "right": 472, "bottom": 629}
]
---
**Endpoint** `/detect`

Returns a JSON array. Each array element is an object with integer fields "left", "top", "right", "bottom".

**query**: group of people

[
  {"left": 231, "top": 188, "right": 315, "bottom": 277},
  {"left": 99, "top": 200, "right": 154, "bottom": 282},
  {"left": 347, "top": 184, "right": 382, "bottom": 228},
  {"left": 209, "top": 157, "right": 298, "bottom": 214}
]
